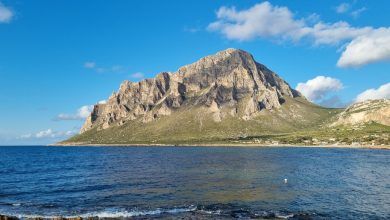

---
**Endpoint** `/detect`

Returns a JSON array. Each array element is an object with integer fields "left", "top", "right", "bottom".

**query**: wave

[
  {"left": 0, "top": 204, "right": 319, "bottom": 219},
  {"left": 0, "top": 206, "right": 198, "bottom": 219},
  {"left": 79, "top": 206, "right": 197, "bottom": 218}
]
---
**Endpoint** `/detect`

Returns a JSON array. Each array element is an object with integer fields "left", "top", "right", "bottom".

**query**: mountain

[
  {"left": 80, "top": 48, "right": 302, "bottom": 133},
  {"left": 331, "top": 99, "right": 390, "bottom": 126},
  {"left": 60, "top": 49, "right": 389, "bottom": 146}
]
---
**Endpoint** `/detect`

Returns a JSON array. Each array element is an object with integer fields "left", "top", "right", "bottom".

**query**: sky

[{"left": 0, "top": 0, "right": 389, "bottom": 145}]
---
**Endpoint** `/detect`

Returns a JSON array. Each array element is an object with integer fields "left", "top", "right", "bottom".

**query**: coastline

[{"left": 50, "top": 142, "right": 390, "bottom": 150}]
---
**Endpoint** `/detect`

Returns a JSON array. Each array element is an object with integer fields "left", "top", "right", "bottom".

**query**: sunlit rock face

[
  {"left": 331, "top": 99, "right": 390, "bottom": 127},
  {"left": 80, "top": 48, "right": 301, "bottom": 133}
]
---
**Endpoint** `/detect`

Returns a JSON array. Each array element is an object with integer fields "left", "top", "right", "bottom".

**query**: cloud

[
  {"left": 337, "top": 28, "right": 390, "bottom": 67},
  {"left": 296, "top": 76, "right": 343, "bottom": 101},
  {"left": 208, "top": 1, "right": 389, "bottom": 67},
  {"left": 354, "top": 83, "right": 390, "bottom": 102},
  {"left": 36, "top": 129, "right": 55, "bottom": 138},
  {"left": 335, "top": 3, "right": 350, "bottom": 14},
  {"left": 305, "top": 13, "right": 320, "bottom": 24},
  {"left": 84, "top": 62, "right": 128, "bottom": 74},
  {"left": 184, "top": 26, "right": 201, "bottom": 33},
  {"left": 111, "top": 65, "right": 125, "bottom": 73},
  {"left": 208, "top": 2, "right": 307, "bottom": 41},
  {"left": 20, "top": 129, "right": 77, "bottom": 139},
  {"left": 130, "top": 72, "right": 145, "bottom": 79},
  {"left": 55, "top": 105, "right": 94, "bottom": 121},
  {"left": 0, "top": 2, "right": 13, "bottom": 23},
  {"left": 335, "top": 3, "right": 366, "bottom": 18},
  {"left": 208, "top": 1, "right": 361, "bottom": 43},
  {"left": 20, "top": 133, "right": 32, "bottom": 139},
  {"left": 98, "top": 100, "right": 107, "bottom": 104},
  {"left": 310, "top": 21, "right": 372, "bottom": 45},
  {"left": 84, "top": 61, "right": 96, "bottom": 69},
  {"left": 350, "top": 7, "right": 366, "bottom": 18}
]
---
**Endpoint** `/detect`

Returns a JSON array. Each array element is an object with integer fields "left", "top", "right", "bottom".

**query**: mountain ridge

[
  {"left": 61, "top": 49, "right": 389, "bottom": 146},
  {"left": 80, "top": 48, "right": 302, "bottom": 133}
]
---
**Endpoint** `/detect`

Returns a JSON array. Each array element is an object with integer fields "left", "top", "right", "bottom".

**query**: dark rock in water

[
  {"left": 290, "top": 213, "right": 313, "bottom": 220},
  {"left": 0, "top": 216, "right": 87, "bottom": 220},
  {"left": 0, "top": 215, "right": 18, "bottom": 220}
]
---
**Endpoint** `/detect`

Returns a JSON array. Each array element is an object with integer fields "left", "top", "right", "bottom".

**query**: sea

[{"left": 0, "top": 146, "right": 389, "bottom": 219}]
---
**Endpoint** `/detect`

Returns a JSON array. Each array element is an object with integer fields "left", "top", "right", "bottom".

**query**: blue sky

[{"left": 0, "top": 0, "right": 389, "bottom": 145}]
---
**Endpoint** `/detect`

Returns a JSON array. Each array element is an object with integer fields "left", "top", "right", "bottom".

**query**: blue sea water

[{"left": 0, "top": 146, "right": 389, "bottom": 219}]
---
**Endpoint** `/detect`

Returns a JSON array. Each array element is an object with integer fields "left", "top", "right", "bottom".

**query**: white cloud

[
  {"left": 0, "top": 2, "right": 13, "bottom": 23},
  {"left": 55, "top": 105, "right": 94, "bottom": 121},
  {"left": 208, "top": 1, "right": 390, "bottom": 67},
  {"left": 207, "top": 1, "right": 372, "bottom": 44},
  {"left": 208, "top": 2, "right": 307, "bottom": 41},
  {"left": 337, "top": 28, "right": 390, "bottom": 67},
  {"left": 296, "top": 76, "right": 343, "bottom": 101},
  {"left": 35, "top": 129, "right": 54, "bottom": 138},
  {"left": 184, "top": 26, "right": 201, "bottom": 33},
  {"left": 335, "top": 2, "right": 366, "bottom": 18},
  {"left": 84, "top": 62, "right": 129, "bottom": 74},
  {"left": 354, "top": 83, "right": 390, "bottom": 102},
  {"left": 84, "top": 61, "right": 96, "bottom": 69},
  {"left": 305, "top": 13, "right": 320, "bottom": 24},
  {"left": 335, "top": 3, "right": 350, "bottom": 14},
  {"left": 130, "top": 72, "right": 145, "bottom": 79},
  {"left": 310, "top": 21, "right": 372, "bottom": 45},
  {"left": 111, "top": 65, "right": 125, "bottom": 73},
  {"left": 77, "top": 105, "right": 93, "bottom": 118},
  {"left": 20, "top": 134, "right": 32, "bottom": 139},
  {"left": 20, "top": 128, "right": 77, "bottom": 139},
  {"left": 98, "top": 100, "right": 107, "bottom": 104},
  {"left": 351, "top": 7, "right": 366, "bottom": 18}
]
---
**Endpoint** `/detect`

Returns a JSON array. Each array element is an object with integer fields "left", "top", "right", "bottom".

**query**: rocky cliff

[
  {"left": 81, "top": 49, "right": 302, "bottom": 133},
  {"left": 331, "top": 99, "right": 390, "bottom": 126}
]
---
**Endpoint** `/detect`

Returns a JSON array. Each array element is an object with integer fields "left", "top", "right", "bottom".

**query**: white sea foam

[
  {"left": 80, "top": 209, "right": 163, "bottom": 218},
  {"left": 276, "top": 213, "right": 294, "bottom": 219},
  {"left": 2, "top": 206, "right": 301, "bottom": 219},
  {"left": 9, "top": 206, "right": 198, "bottom": 219},
  {"left": 79, "top": 206, "right": 197, "bottom": 218},
  {"left": 198, "top": 209, "right": 222, "bottom": 215}
]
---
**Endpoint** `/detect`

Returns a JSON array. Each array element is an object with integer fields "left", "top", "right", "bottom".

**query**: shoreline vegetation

[
  {"left": 61, "top": 100, "right": 389, "bottom": 149},
  {"left": 56, "top": 122, "right": 390, "bottom": 150}
]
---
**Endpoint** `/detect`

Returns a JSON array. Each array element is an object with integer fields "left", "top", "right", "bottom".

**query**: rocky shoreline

[{"left": 0, "top": 215, "right": 96, "bottom": 220}]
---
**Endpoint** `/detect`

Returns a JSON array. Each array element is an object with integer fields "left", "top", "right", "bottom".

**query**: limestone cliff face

[
  {"left": 331, "top": 99, "right": 390, "bottom": 126},
  {"left": 80, "top": 49, "right": 301, "bottom": 133}
]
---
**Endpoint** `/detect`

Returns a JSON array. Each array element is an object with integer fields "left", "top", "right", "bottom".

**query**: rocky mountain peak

[{"left": 80, "top": 49, "right": 302, "bottom": 133}]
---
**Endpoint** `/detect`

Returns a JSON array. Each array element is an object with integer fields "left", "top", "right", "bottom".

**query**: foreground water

[{"left": 0, "top": 146, "right": 389, "bottom": 219}]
